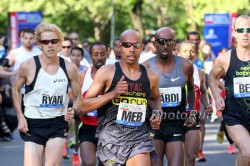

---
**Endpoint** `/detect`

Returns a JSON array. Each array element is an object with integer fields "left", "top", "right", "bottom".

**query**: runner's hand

[
  {"left": 215, "top": 96, "right": 225, "bottom": 111},
  {"left": 205, "top": 103, "right": 213, "bottom": 114},
  {"left": 113, "top": 75, "right": 128, "bottom": 98},
  {"left": 18, "top": 115, "right": 29, "bottom": 134},
  {"left": 65, "top": 107, "right": 75, "bottom": 122},
  {"left": 150, "top": 110, "right": 161, "bottom": 130},
  {"left": 184, "top": 113, "right": 196, "bottom": 128}
]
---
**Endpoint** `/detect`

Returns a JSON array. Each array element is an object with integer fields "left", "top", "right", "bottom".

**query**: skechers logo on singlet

[
  {"left": 40, "top": 95, "right": 64, "bottom": 108},
  {"left": 112, "top": 82, "right": 147, "bottom": 105},
  {"left": 236, "top": 66, "right": 250, "bottom": 76},
  {"left": 54, "top": 78, "right": 66, "bottom": 83}
]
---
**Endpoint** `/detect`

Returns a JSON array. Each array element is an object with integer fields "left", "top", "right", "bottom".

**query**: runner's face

[
  {"left": 234, "top": 18, "right": 250, "bottom": 48},
  {"left": 61, "top": 40, "right": 72, "bottom": 56},
  {"left": 39, "top": 31, "right": 61, "bottom": 58},
  {"left": 188, "top": 34, "right": 200, "bottom": 50},
  {"left": 120, "top": 33, "right": 143, "bottom": 65},
  {"left": 91, "top": 45, "right": 107, "bottom": 69},
  {"left": 21, "top": 33, "right": 35, "bottom": 49},
  {"left": 154, "top": 31, "right": 175, "bottom": 60},
  {"left": 179, "top": 43, "right": 196, "bottom": 61},
  {"left": 70, "top": 49, "right": 83, "bottom": 67}
]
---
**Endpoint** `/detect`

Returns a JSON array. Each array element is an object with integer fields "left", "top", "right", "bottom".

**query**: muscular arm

[
  {"left": 66, "top": 62, "right": 83, "bottom": 114},
  {"left": 12, "top": 62, "right": 29, "bottom": 133},
  {"left": 209, "top": 52, "right": 229, "bottom": 111},
  {"left": 82, "top": 65, "right": 121, "bottom": 113},
  {"left": 199, "top": 69, "right": 209, "bottom": 107},
  {"left": 184, "top": 60, "right": 195, "bottom": 110},
  {"left": 147, "top": 70, "right": 161, "bottom": 111}
]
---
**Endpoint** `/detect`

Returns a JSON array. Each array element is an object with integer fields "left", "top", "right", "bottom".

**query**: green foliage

[{"left": 0, "top": 0, "right": 249, "bottom": 44}]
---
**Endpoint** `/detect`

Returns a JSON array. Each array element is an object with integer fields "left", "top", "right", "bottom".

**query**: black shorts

[
  {"left": 223, "top": 114, "right": 250, "bottom": 133},
  {"left": 78, "top": 123, "right": 98, "bottom": 145},
  {"left": 20, "top": 116, "right": 68, "bottom": 146},
  {"left": 154, "top": 130, "right": 185, "bottom": 143}
]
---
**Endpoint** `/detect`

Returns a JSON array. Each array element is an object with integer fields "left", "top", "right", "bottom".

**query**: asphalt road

[{"left": 0, "top": 120, "right": 237, "bottom": 166}]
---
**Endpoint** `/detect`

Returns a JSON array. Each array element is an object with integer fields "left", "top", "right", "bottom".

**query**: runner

[
  {"left": 210, "top": 15, "right": 250, "bottom": 166},
  {"left": 78, "top": 42, "right": 107, "bottom": 166},
  {"left": 12, "top": 23, "right": 82, "bottom": 166},
  {"left": 179, "top": 41, "right": 211, "bottom": 166},
  {"left": 143, "top": 27, "right": 196, "bottom": 166},
  {"left": 82, "top": 29, "right": 161, "bottom": 166}
]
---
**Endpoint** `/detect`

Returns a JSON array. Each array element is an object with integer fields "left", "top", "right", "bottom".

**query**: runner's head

[
  {"left": 119, "top": 29, "right": 143, "bottom": 65},
  {"left": 35, "top": 23, "right": 63, "bottom": 57},
  {"left": 179, "top": 41, "right": 196, "bottom": 62},
  {"left": 233, "top": 15, "right": 250, "bottom": 48},
  {"left": 20, "top": 28, "right": 35, "bottom": 50},
  {"left": 89, "top": 42, "right": 108, "bottom": 69},
  {"left": 154, "top": 27, "right": 176, "bottom": 60}
]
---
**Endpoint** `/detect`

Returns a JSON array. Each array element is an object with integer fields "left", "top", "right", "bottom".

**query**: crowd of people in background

[{"left": 0, "top": 14, "right": 249, "bottom": 166}]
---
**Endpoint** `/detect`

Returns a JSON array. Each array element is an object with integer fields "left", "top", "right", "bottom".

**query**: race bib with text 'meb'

[
  {"left": 116, "top": 102, "right": 146, "bottom": 126},
  {"left": 233, "top": 77, "right": 250, "bottom": 98}
]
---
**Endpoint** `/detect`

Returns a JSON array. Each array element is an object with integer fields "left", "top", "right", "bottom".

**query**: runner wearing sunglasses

[
  {"left": 81, "top": 29, "right": 162, "bottom": 166},
  {"left": 210, "top": 15, "right": 250, "bottom": 166},
  {"left": 12, "top": 23, "right": 83, "bottom": 166},
  {"left": 143, "top": 27, "right": 196, "bottom": 166}
]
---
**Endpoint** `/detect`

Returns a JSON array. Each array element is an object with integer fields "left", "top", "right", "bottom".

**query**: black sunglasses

[
  {"left": 62, "top": 46, "right": 71, "bottom": 49},
  {"left": 120, "top": 42, "right": 142, "bottom": 49},
  {"left": 235, "top": 28, "right": 250, "bottom": 33},
  {"left": 155, "top": 38, "right": 175, "bottom": 46},
  {"left": 40, "top": 39, "right": 59, "bottom": 45}
]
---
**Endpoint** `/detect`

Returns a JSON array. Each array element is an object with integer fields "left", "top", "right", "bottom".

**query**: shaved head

[
  {"left": 120, "top": 29, "right": 142, "bottom": 42},
  {"left": 234, "top": 15, "right": 250, "bottom": 29},
  {"left": 155, "top": 27, "right": 175, "bottom": 39}
]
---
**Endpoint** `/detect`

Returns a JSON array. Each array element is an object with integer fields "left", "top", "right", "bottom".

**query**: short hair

[
  {"left": 63, "top": 37, "right": 72, "bottom": 45},
  {"left": 70, "top": 46, "right": 84, "bottom": 57},
  {"left": 89, "top": 42, "right": 108, "bottom": 55},
  {"left": 234, "top": 15, "right": 250, "bottom": 29},
  {"left": 19, "top": 28, "right": 35, "bottom": 38},
  {"left": 35, "top": 23, "right": 63, "bottom": 43},
  {"left": 180, "top": 40, "right": 195, "bottom": 48},
  {"left": 186, "top": 31, "right": 200, "bottom": 40}
]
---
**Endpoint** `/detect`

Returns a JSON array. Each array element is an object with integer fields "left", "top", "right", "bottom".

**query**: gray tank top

[{"left": 148, "top": 56, "right": 187, "bottom": 122}]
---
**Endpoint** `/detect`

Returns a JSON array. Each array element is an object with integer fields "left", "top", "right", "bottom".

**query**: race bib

[
  {"left": 116, "top": 102, "right": 146, "bottom": 126},
  {"left": 160, "top": 87, "right": 182, "bottom": 107},
  {"left": 40, "top": 90, "right": 64, "bottom": 108},
  {"left": 87, "top": 110, "right": 97, "bottom": 117},
  {"left": 233, "top": 77, "right": 250, "bottom": 98}
]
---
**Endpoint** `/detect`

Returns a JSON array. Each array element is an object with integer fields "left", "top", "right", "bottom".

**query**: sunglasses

[
  {"left": 40, "top": 39, "right": 59, "bottom": 45},
  {"left": 155, "top": 38, "right": 175, "bottom": 46},
  {"left": 62, "top": 46, "right": 71, "bottom": 49},
  {"left": 235, "top": 28, "right": 250, "bottom": 33},
  {"left": 120, "top": 42, "right": 142, "bottom": 49}
]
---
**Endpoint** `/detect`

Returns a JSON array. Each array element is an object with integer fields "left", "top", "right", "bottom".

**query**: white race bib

[
  {"left": 40, "top": 89, "right": 64, "bottom": 108},
  {"left": 116, "top": 103, "right": 146, "bottom": 126},
  {"left": 160, "top": 87, "right": 182, "bottom": 107},
  {"left": 233, "top": 77, "right": 250, "bottom": 98}
]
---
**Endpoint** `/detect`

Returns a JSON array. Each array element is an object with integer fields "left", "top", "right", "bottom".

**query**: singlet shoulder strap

[
  {"left": 59, "top": 57, "right": 70, "bottom": 83},
  {"left": 25, "top": 56, "right": 42, "bottom": 94}
]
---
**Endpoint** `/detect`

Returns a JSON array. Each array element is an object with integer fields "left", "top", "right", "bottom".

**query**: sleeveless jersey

[
  {"left": 24, "top": 56, "right": 70, "bottom": 119},
  {"left": 193, "top": 65, "right": 201, "bottom": 111},
  {"left": 224, "top": 49, "right": 250, "bottom": 121},
  {"left": 148, "top": 56, "right": 187, "bottom": 135},
  {"left": 97, "top": 62, "right": 152, "bottom": 145},
  {"left": 80, "top": 67, "right": 98, "bottom": 126}
]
